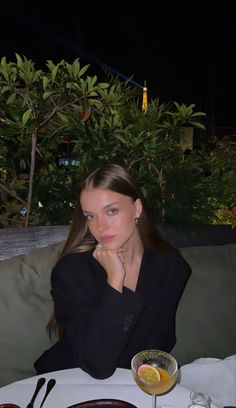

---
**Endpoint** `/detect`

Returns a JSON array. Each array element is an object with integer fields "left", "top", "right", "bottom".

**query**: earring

[{"left": 135, "top": 217, "right": 139, "bottom": 225}]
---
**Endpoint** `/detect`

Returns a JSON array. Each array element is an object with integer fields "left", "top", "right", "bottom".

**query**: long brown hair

[
  {"left": 48, "top": 163, "right": 171, "bottom": 336},
  {"left": 63, "top": 163, "right": 168, "bottom": 255}
]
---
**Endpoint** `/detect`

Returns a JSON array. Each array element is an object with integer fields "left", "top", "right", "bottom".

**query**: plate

[
  {"left": 0, "top": 405, "right": 21, "bottom": 408},
  {"left": 67, "top": 399, "right": 137, "bottom": 408}
]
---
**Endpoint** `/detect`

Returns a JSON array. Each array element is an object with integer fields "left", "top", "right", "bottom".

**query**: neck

[
  {"left": 122, "top": 232, "right": 144, "bottom": 267},
  {"left": 122, "top": 233, "right": 144, "bottom": 291}
]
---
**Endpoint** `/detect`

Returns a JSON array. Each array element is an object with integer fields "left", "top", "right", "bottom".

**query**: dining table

[{"left": 0, "top": 357, "right": 233, "bottom": 408}]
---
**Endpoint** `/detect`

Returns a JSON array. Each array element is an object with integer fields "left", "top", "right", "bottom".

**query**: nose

[{"left": 96, "top": 215, "right": 109, "bottom": 232}]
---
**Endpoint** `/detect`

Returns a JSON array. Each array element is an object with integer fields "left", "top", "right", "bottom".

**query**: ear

[{"left": 134, "top": 198, "right": 142, "bottom": 218}]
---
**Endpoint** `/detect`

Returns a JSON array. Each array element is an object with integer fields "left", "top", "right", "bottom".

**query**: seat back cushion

[
  {"left": 172, "top": 243, "right": 236, "bottom": 366},
  {"left": 0, "top": 241, "right": 64, "bottom": 386}
]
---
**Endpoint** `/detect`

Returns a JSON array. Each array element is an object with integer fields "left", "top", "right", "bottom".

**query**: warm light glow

[{"left": 142, "top": 81, "right": 148, "bottom": 112}]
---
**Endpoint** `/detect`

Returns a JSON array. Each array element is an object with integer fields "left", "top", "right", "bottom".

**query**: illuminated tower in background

[{"left": 142, "top": 80, "right": 148, "bottom": 112}]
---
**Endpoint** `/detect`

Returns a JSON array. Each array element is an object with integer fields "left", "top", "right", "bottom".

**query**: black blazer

[{"left": 35, "top": 249, "right": 191, "bottom": 378}]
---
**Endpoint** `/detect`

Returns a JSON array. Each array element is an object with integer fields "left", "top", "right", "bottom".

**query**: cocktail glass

[{"left": 131, "top": 349, "right": 178, "bottom": 408}]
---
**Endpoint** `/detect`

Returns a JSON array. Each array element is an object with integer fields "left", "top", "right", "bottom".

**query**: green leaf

[
  {"left": 66, "top": 63, "right": 73, "bottom": 76},
  {"left": 189, "top": 122, "right": 205, "bottom": 129},
  {"left": 1, "top": 68, "right": 9, "bottom": 82},
  {"left": 46, "top": 60, "right": 56, "bottom": 72},
  {"left": 72, "top": 59, "right": 80, "bottom": 77},
  {"left": 43, "top": 76, "right": 49, "bottom": 90},
  {"left": 1, "top": 85, "right": 10, "bottom": 94},
  {"left": 6, "top": 93, "right": 16, "bottom": 104},
  {"left": 78, "top": 64, "right": 90, "bottom": 77},
  {"left": 0, "top": 56, "right": 7, "bottom": 67},
  {"left": 51, "top": 65, "right": 59, "bottom": 83},
  {"left": 15, "top": 53, "right": 24, "bottom": 68},
  {"left": 22, "top": 108, "right": 32, "bottom": 126},
  {"left": 88, "top": 91, "right": 98, "bottom": 97},
  {"left": 97, "top": 82, "right": 109, "bottom": 89},
  {"left": 43, "top": 91, "right": 54, "bottom": 100},
  {"left": 57, "top": 112, "right": 69, "bottom": 124}
]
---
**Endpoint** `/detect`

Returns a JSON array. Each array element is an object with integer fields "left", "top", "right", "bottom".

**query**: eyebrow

[
  {"left": 103, "top": 201, "right": 119, "bottom": 209},
  {"left": 83, "top": 201, "right": 119, "bottom": 214}
]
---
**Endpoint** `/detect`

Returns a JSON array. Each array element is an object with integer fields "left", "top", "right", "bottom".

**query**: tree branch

[{"left": 0, "top": 183, "right": 27, "bottom": 205}]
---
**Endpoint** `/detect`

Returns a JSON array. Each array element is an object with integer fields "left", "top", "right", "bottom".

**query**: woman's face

[{"left": 80, "top": 188, "right": 142, "bottom": 250}]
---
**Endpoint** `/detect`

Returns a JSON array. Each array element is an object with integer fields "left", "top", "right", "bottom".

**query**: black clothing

[{"left": 34, "top": 249, "right": 191, "bottom": 379}]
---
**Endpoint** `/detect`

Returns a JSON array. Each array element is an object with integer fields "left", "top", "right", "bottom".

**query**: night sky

[{"left": 1, "top": 1, "right": 236, "bottom": 128}]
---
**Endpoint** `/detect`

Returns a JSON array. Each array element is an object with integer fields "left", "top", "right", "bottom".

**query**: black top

[{"left": 34, "top": 248, "right": 191, "bottom": 378}]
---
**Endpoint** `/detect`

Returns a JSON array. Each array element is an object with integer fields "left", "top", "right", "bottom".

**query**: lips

[{"left": 100, "top": 235, "right": 115, "bottom": 243}]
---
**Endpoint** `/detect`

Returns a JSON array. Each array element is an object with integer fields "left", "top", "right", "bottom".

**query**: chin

[
  {"left": 102, "top": 243, "right": 121, "bottom": 250},
  {"left": 100, "top": 239, "right": 123, "bottom": 250}
]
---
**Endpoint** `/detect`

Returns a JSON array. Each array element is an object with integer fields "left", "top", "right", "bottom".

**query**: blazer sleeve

[{"left": 34, "top": 252, "right": 146, "bottom": 379}]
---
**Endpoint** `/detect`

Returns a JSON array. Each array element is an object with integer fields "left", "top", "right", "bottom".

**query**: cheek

[
  {"left": 87, "top": 221, "right": 97, "bottom": 237},
  {"left": 117, "top": 212, "right": 135, "bottom": 228}
]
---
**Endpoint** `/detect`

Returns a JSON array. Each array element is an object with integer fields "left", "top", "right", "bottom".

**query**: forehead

[{"left": 80, "top": 188, "right": 132, "bottom": 210}]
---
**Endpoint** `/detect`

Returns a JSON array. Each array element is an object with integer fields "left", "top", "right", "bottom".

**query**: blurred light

[
  {"left": 57, "top": 158, "right": 80, "bottom": 167},
  {"left": 19, "top": 207, "right": 27, "bottom": 216}
]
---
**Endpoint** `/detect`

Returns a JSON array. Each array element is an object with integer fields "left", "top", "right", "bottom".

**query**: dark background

[{"left": 1, "top": 1, "right": 236, "bottom": 129}]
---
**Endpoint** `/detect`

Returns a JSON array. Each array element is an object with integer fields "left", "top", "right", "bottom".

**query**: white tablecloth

[
  {"left": 180, "top": 354, "right": 236, "bottom": 407},
  {"left": 0, "top": 362, "right": 229, "bottom": 408}
]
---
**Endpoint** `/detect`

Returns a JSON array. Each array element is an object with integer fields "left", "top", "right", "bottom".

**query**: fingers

[
  {"left": 92, "top": 245, "right": 126, "bottom": 292},
  {"left": 93, "top": 245, "right": 127, "bottom": 260},
  {"left": 92, "top": 245, "right": 126, "bottom": 270}
]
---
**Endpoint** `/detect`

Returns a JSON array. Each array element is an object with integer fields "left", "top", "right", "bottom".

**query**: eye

[
  {"left": 84, "top": 213, "right": 94, "bottom": 221},
  {"left": 107, "top": 207, "right": 119, "bottom": 215}
]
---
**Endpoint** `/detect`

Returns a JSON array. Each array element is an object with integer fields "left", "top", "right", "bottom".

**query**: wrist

[{"left": 107, "top": 277, "right": 124, "bottom": 293}]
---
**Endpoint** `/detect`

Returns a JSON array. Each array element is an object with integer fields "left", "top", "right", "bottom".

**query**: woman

[{"left": 34, "top": 163, "right": 191, "bottom": 378}]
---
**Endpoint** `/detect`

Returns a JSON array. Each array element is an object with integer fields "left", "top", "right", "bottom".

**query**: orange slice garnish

[{"left": 137, "top": 364, "right": 161, "bottom": 383}]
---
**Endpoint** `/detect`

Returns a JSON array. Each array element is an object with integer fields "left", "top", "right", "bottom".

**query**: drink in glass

[{"left": 131, "top": 349, "right": 178, "bottom": 408}]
